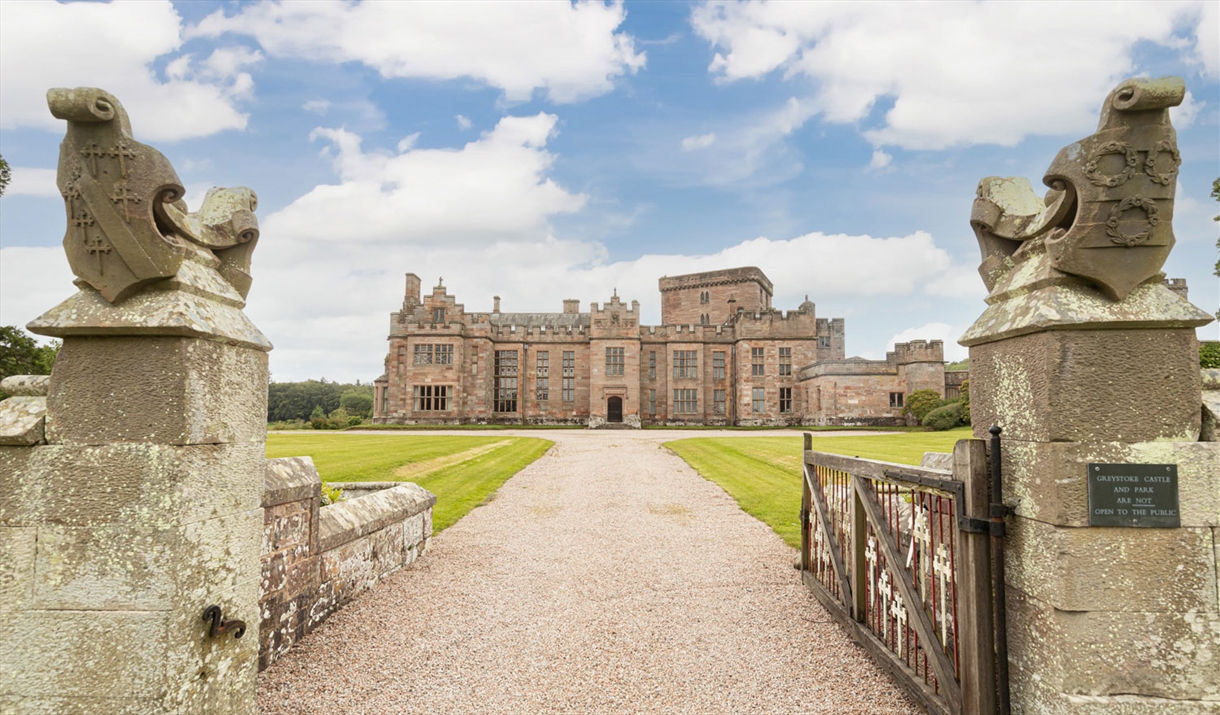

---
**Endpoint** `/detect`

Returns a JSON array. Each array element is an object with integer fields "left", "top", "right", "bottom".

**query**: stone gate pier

[
  {"left": 1, "top": 88, "right": 270, "bottom": 713},
  {"left": 962, "top": 76, "right": 1219, "bottom": 713}
]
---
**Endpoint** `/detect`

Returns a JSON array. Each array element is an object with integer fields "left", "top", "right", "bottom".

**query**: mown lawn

[
  {"left": 664, "top": 428, "right": 973, "bottom": 548},
  {"left": 266, "top": 434, "right": 553, "bottom": 532}
]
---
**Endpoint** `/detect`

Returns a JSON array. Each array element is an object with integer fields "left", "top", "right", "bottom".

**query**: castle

[{"left": 372, "top": 267, "right": 953, "bottom": 427}]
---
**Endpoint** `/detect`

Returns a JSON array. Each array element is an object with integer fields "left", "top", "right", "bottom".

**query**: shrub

[
  {"left": 1202, "top": 342, "right": 1220, "bottom": 369},
  {"left": 320, "top": 483, "right": 345, "bottom": 506},
  {"left": 922, "top": 402, "right": 963, "bottom": 431},
  {"left": 959, "top": 379, "right": 971, "bottom": 424},
  {"left": 267, "top": 419, "right": 310, "bottom": 431},
  {"left": 310, "top": 407, "right": 366, "bottom": 430},
  {"left": 903, "top": 389, "right": 943, "bottom": 423}
]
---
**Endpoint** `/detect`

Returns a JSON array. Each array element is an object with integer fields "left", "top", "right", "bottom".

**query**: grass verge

[
  {"left": 642, "top": 424, "right": 925, "bottom": 432},
  {"left": 343, "top": 423, "right": 580, "bottom": 431},
  {"left": 664, "top": 428, "right": 973, "bottom": 548},
  {"left": 266, "top": 434, "right": 552, "bottom": 532}
]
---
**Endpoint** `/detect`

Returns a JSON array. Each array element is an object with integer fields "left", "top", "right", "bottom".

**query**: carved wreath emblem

[
  {"left": 1106, "top": 195, "right": 1159, "bottom": 247},
  {"left": 1085, "top": 141, "right": 1139, "bottom": 187},
  {"left": 1143, "top": 140, "right": 1180, "bottom": 186}
]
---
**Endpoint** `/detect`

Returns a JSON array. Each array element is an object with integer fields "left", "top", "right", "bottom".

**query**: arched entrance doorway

[{"left": 607, "top": 396, "right": 623, "bottom": 423}]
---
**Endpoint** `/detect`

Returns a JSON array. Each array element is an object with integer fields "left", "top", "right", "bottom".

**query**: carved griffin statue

[
  {"left": 970, "top": 77, "right": 1184, "bottom": 301},
  {"left": 48, "top": 87, "right": 259, "bottom": 303}
]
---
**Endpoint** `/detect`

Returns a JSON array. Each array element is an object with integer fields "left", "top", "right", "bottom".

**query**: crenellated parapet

[{"left": 886, "top": 339, "right": 945, "bottom": 367}]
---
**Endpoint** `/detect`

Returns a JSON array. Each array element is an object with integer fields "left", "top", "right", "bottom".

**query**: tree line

[{"left": 267, "top": 379, "right": 374, "bottom": 422}]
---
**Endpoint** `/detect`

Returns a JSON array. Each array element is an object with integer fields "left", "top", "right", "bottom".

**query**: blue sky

[{"left": 1, "top": 0, "right": 1217, "bottom": 382}]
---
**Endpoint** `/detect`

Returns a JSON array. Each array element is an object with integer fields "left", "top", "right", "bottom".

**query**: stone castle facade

[{"left": 372, "top": 267, "right": 950, "bottom": 427}]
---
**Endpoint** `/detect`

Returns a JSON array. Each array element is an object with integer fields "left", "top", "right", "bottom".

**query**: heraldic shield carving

[
  {"left": 48, "top": 87, "right": 259, "bottom": 304},
  {"left": 970, "top": 77, "right": 1184, "bottom": 301}
]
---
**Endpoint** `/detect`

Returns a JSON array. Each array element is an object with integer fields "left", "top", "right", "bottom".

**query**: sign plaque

[{"left": 1087, "top": 463, "right": 1180, "bottom": 528}]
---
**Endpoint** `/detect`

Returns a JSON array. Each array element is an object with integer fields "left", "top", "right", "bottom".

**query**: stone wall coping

[
  {"left": 318, "top": 483, "right": 437, "bottom": 553},
  {"left": 328, "top": 481, "right": 400, "bottom": 492},
  {"left": 1, "top": 375, "right": 50, "bottom": 396},
  {"left": 919, "top": 452, "right": 955, "bottom": 471},
  {"left": 263, "top": 456, "right": 322, "bottom": 507},
  {"left": 798, "top": 360, "right": 899, "bottom": 379},
  {"left": 1203, "top": 368, "right": 1219, "bottom": 391}
]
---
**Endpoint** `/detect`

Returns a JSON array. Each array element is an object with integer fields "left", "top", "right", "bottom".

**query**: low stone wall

[
  {"left": 1202, "top": 368, "right": 1219, "bottom": 441},
  {"left": 259, "top": 459, "right": 434, "bottom": 670}
]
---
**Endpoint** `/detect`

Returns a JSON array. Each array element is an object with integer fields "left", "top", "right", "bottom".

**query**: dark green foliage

[
  {"left": 1202, "top": 342, "right": 1220, "bottom": 369},
  {"left": 339, "top": 390, "right": 373, "bottom": 418},
  {"left": 903, "top": 389, "right": 943, "bottom": 423},
  {"left": 959, "top": 379, "right": 971, "bottom": 424},
  {"left": 311, "top": 406, "right": 363, "bottom": 430},
  {"left": 0, "top": 154, "right": 10, "bottom": 197},
  {"left": 922, "top": 402, "right": 963, "bottom": 431},
  {"left": 1, "top": 326, "right": 59, "bottom": 398},
  {"left": 268, "top": 379, "right": 374, "bottom": 422},
  {"left": 1210, "top": 177, "right": 1218, "bottom": 320}
]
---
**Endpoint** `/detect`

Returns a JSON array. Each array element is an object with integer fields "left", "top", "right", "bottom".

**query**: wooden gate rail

[{"left": 799, "top": 436, "right": 996, "bottom": 715}]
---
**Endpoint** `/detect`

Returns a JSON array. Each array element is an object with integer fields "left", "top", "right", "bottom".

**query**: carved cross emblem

[
  {"left": 109, "top": 141, "right": 137, "bottom": 178},
  {"left": 76, "top": 208, "right": 110, "bottom": 275},
  {"left": 877, "top": 570, "right": 893, "bottom": 641},
  {"left": 80, "top": 143, "right": 107, "bottom": 175},
  {"left": 110, "top": 181, "right": 141, "bottom": 221},
  {"left": 864, "top": 536, "right": 878, "bottom": 585},
  {"left": 892, "top": 590, "right": 908, "bottom": 657},
  {"left": 62, "top": 178, "right": 81, "bottom": 222},
  {"left": 909, "top": 506, "right": 931, "bottom": 582},
  {"left": 932, "top": 543, "right": 952, "bottom": 645}
]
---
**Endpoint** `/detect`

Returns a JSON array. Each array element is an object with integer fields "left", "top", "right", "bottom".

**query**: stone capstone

[
  {"left": 264, "top": 457, "right": 322, "bottom": 507},
  {"left": 0, "top": 397, "right": 47, "bottom": 446}
]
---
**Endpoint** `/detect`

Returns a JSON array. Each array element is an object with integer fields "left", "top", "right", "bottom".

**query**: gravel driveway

[{"left": 257, "top": 430, "right": 920, "bottom": 714}]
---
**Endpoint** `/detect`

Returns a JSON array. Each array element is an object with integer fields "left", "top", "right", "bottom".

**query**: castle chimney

[
  {"left": 404, "top": 273, "right": 422, "bottom": 308},
  {"left": 563, "top": 299, "right": 579, "bottom": 314},
  {"left": 493, "top": 296, "right": 501, "bottom": 314}
]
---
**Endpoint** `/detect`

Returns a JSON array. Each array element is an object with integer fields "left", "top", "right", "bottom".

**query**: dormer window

[{"left": 432, "top": 307, "right": 445, "bottom": 324}]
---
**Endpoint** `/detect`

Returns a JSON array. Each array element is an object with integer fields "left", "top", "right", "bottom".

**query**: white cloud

[
  {"left": 1170, "top": 90, "right": 1201, "bottom": 127},
  {"left": 3, "top": 168, "right": 59, "bottom": 198},
  {"left": 270, "top": 113, "right": 586, "bottom": 245},
  {"left": 681, "top": 132, "right": 717, "bottom": 151},
  {"left": 0, "top": 247, "right": 76, "bottom": 334},
  {"left": 1192, "top": 0, "right": 1218, "bottom": 76},
  {"left": 191, "top": 0, "right": 646, "bottom": 103},
  {"left": 869, "top": 149, "right": 892, "bottom": 169},
  {"left": 303, "top": 99, "right": 331, "bottom": 115},
  {"left": 657, "top": 96, "right": 818, "bottom": 185},
  {"left": 886, "top": 322, "right": 968, "bottom": 362},
  {"left": 456, "top": 115, "right": 472, "bottom": 130},
  {"left": 0, "top": 0, "right": 255, "bottom": 142},
  {"left": 692, "top": 0, "right": 1212, "bottom": 149}
]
